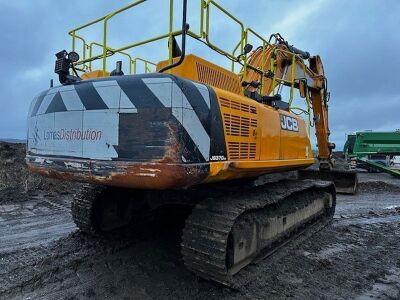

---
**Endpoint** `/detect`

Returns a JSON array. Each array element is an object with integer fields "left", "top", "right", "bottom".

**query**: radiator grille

[
  {"left": 223, "top": 113, "right": 258, "bottom": 137},
  {"left": 220, "top": 96, "right": 259, "bottom": 161},
  {"left": 220, "top": 97, "right": 257, "bottom": 114},
  {"left": 196, "top": 63, "right": 241, "bottom": 94},
  {"left": 228, "top": 142, "right": 257, "bottom": 160}
]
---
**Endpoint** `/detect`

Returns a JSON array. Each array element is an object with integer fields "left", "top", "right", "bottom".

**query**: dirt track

[{"left": 1, "top": 142, "right": 400, "bottom": 299}]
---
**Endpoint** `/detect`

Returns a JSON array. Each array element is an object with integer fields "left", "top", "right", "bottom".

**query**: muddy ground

[{"left": 1, "top": 142, "right": 400, "bottom": 299}]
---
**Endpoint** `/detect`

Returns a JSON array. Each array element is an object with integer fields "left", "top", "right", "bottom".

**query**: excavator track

[
  {"left": 71, "top": 184, "right": 105, "bottom": 235},
  {"left": 71, "top": 185, "right": 140, "bottom": 235},
  {"left": 181, "top": 179, "right": 336, "bottom": 286}
]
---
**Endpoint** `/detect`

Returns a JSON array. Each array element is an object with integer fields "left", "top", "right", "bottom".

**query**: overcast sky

[{"left": 0, "top": 0, "right": 399, "bottom": 149}]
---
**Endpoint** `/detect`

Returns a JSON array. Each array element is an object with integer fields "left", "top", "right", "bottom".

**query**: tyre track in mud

[
  {"left": 1, "top": 184, "right": 400, "bottom": 299},
  {"left": 0, "top": 193, "right": 75, "bottom": 253}
]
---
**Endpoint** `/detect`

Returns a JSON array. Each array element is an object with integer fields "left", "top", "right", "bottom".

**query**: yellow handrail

[
  {"left": 204, "top": 0, "right": 245, "bottom": 62},
  {"left": 67, "top": 0, "right": 313, "bottom": 130},
  {"left": 89, "top": 42, "right": 134, "bottom": 74},
  {"left": 102, "top": 0, "right": 147, "bottom": 76},
  {"left": 71, "top": 33, "right": 87, "bottom": 69},
  {"left": 132, "top": 57, "right": 156, "bottom": 74}
]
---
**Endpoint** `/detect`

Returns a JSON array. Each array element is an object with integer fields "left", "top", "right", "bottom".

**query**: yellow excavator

[{"left": 26, "top": 0, "right": 357, "bottom": 285}]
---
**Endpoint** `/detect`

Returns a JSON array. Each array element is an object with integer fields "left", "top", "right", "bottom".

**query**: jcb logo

[{"left": 280, "top": 115, "right": 299, "bottom": 132}]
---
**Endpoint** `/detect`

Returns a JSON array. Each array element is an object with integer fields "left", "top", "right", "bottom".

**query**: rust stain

[
  {"left": 157, "top": 119, "right": 181, "bottom": 163},
  {"left": 27, "top": 159, "right": 208, "bottom": 190}
]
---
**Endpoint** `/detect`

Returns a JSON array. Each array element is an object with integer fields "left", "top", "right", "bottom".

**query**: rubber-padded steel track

[{"left": 181, "top": 179, "right": 336, "bottom": 285}]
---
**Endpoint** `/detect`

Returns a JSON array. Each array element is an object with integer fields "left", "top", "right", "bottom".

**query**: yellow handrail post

[
  {"left": 88, "top": 44, "right": 93, "bottom": 71},
  {"left": 74, "top": 35, "right": 87, "bottom": 69},
  {"left": 288, "top": 54, "right": 296, "bottom": 106},
  {"left": 102, "top": 18, "right": 109, "bottom": 76},
  {"left": 205, "top": 1, "right": 210, "bottom": 40},
  {"left": 168, "top": 0, "right": 174, "bottom": 66},
  {"left": 231, "top": 40, "right": 241, "bottom": 72},
  {"left": 200, "top": 0, "right": 204, "bottom": 38},
  {"left": 242, "top": 30, "right": 248, "bottom": 81},
  {"left": 204, "top": 0, "right": 244, "bottom": 62},
  {"left": 100, "top": 0, "right": 148, "bottom": 76},
  {"left": 71, "top": 31, "right": 76, "bottom": 52}
]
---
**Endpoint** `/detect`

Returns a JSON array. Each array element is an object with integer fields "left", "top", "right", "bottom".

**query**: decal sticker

[
  {"left": 280, "top": 115, "right": 299, "bottom": 132},
  {"left": 210, "top": 155, "right": 227, "bottom": 161}
]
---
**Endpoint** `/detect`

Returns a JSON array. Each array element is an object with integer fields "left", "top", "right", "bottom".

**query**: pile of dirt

[
  {"left": 359, "top": 181, "right": 400, "bottom": 193},
  {"left": 0, "top": 142, "right": 27, "bottom": 190},
  {"left": 0, "top": 142, "right": 78, "bottom": 201}
]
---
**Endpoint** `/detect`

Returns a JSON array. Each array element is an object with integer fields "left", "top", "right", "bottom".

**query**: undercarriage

[{"left": 71, "top": 177, "right": 335, "bottom": 285}]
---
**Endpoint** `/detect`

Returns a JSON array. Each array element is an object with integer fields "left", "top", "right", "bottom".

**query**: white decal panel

[
  {"left": 28, "top": 113, "right": 55, "bottom": 156},
  {"left": 53, "top": 111, "right": 83, "bottom": 157},
  {"left": 182, "top": 108, "right": 210, "bottom": 160},
  {"left": 82, "top": 110, "right": 119, "bottom": 159},
  {"left": 27, "top": 81, "right": 138, "bottom": 160},
  {"left": 28, "top": 109, "right": 121, "bottom": 160}
]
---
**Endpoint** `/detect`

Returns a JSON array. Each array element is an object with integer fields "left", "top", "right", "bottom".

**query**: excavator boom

[
  {"left": 241, "top": 36, "right": 358, "bottom": 193},
  {"left": 244, "top": 37, "right": 334, "bottom": 168}
]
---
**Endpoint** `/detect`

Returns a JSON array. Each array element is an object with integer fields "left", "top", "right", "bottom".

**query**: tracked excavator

[{"left": 26, "top": 0, "right": 357, "bottom": 285}]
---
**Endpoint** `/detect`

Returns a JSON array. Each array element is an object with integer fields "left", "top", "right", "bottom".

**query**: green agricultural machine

[{"left": 344, "top": 131, "right": 400, "bottom": 177}]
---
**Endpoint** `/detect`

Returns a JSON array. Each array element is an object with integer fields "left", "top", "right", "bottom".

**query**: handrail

[
  {"left": 67, "top": 0, "right": 313, "bottom": 130},
  {"left": 102, "top": 0, "right": 147, "bottom": 75},
  {"left": 204, "top": 0, "right": 245, "bottom": 61},
  {"left": 89, "top": 42, "right": 134, "bottom": 74},
  {"left": 71, "top": 33, "right": 87, "bottom": 70},
  {"left": 132, "top": 57, "right": 156, "bottom": 74}
]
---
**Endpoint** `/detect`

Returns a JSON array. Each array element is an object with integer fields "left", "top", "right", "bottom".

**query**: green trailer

[{"left": 343, "top": 131, "right": 400, "bottom": 174}]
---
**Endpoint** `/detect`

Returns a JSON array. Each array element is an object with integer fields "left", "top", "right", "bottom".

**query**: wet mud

[{"left": 1, "top": 143, "right": 400, "bottom": 299}]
